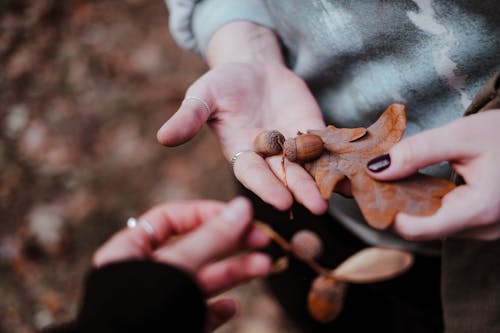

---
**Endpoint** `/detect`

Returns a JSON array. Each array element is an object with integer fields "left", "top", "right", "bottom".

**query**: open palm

[{"left": 158, "top": 62, "right": 328, "bottom": 214}]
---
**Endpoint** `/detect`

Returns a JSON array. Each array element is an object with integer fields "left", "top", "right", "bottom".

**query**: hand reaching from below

[
  {"left": 93, "top": 197, "right": 272, "bottom": 332},
  {"left": 157, "top": 62, "right": 328, "bottom": 214},
  {"left": 367, "top": 110, "right": 500, "bottom": 241}
]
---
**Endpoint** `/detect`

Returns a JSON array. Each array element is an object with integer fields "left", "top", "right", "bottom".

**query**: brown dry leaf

[{"left": 306, "top": 104, "right": 455, "bottom": 229}]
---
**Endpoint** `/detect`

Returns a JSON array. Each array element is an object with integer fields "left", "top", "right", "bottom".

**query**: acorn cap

[
  {"left": 253, "top": 130, "right": 285, "bottom": 156},
  {"left": 283, "top": 138, "right": 297, "bottom": 161}
]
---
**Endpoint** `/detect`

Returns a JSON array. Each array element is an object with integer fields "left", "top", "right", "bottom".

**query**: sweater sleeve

[
  {"left": 71, "top": 261, "right": 206, "bottom": 332},
  {"left": 166, "top": 0, "right": 275, "bottom": 55}
]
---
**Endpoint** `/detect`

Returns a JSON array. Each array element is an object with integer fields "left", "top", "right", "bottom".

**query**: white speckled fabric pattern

[{"left": 165, "top": 0, "right": 500, "bottom": 254}]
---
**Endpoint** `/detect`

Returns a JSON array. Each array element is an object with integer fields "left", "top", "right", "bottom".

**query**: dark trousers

[{"left": 242, "top": 187, "right": 443, "bottom": 333}]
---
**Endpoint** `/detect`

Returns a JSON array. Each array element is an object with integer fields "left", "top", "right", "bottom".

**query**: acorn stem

[{"left": 277, "top": 141, "right": 294, "bottom": 220}]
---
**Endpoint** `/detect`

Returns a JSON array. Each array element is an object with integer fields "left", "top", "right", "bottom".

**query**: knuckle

[
  {"left": 395, "top": 139, "right": 417, "bottom": 173},
  {"left": 220, "top": 261, "right": 242, "bottom": 283},
  {"left": 130, "top": 233, "right": 151, "bottom": 254},
  {"left": 217, "top": 262, "right": 242, "bottom": 285}
]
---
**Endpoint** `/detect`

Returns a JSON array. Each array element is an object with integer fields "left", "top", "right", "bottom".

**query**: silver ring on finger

[
  {"left": 182, "top": 96, "right": 211, "bottom": 117},
  {"left": 230, "top": 149, "right": 254, "bottom": 171},
  {"left": 127, "top": 217, "right": 157, "bottom": 245}
]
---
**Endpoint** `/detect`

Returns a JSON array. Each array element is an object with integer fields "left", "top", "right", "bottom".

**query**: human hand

[
  {"left": 366, "top": 110, "right": 500, "bottom": 241},
  {"left": 157, "top": 62, "right": 328, "bottom": 215},
  {"left": 93, "top": 197, "right": 271, "bottom": 332},
  {"left": 157, "top": 20, "right": 327, "bottom": 215}
]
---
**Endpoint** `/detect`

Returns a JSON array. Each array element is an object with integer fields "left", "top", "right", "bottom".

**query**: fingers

[
  {"left": 231, "top": 151, "right": 328, "bottom": 214},
  {"left": 92, "top": 200, "right": 225, "bottom": 268},
  {"left": 366, "top": 112, "right": 500, "bottom": 241},
  {"left": 153, "top": 197, "right": 260, "bottom": 271},
  {"left": 366, "top": 121, "right": 473, "bottom": 181},
  {"left": 392, "top": 185, "right": 493, "bottom": 241},
  {"left": 157, "top": 84, "right": 213, "bottom": 146},
  {"left": 245, "top": 226, "right": 272, "bottom": 249},
  {"left": 232, "top": 151, "right": 294, "bottom": 211},
  {"left": 92, "top": 228, "right": 150, "bottom": 268},
  {"left": 197, "top": 253, "right": 271, "bottom": 296},
  {"left": 266, "top": 156, "right": 328, "bottom": 214},
  {"left": 140, "top": 200, "right": 225, "bottom": 241},
  {"left": 204, "top": 298, "right": 237, "bottom": 333}
]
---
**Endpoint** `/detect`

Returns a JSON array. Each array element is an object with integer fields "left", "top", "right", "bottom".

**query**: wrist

[{"left": 206, "top": 21, "right": 284, "bottom": 68}]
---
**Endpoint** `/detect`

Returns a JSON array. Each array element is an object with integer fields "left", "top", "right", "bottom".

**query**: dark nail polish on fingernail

[{"left": 367, "top": 154, "right": 391, "bottom": 172}]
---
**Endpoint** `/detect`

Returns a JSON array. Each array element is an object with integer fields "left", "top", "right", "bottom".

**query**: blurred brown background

[{"left": 0, "top": 1, "right": 298, "bottom": 332}]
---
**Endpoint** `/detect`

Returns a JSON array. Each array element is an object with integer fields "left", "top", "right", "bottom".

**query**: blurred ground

[{"left": 0, "top": 1, "right": 298, "bottom": 332}]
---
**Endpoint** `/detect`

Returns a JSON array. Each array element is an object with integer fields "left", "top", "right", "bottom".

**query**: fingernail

[
  {"left": 367, "top": 154, "right": 391, "bottom": 172},
  {"left": 247, "top": 227, "right": 271, "bottom": 247},
  {"left": 156, "top": 124, "right": 169, "bottom": 142},
  {"left": 250, "top": 254, "right": 272, "bottom": 275},
  {"left": 222, "top": 197, "right": 250, "bottom": 223}
]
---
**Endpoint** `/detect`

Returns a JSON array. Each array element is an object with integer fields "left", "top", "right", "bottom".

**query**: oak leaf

[{"left": 305, "top": 104, "right": 455, "bottom": 229}]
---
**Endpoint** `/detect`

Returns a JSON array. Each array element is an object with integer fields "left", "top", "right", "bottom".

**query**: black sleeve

[{"left": 44, "top": 261, "right": 206, "bottom": 333}]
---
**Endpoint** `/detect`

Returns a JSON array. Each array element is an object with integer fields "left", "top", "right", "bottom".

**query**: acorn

[
  {"left": 291, "top": 230, "right": 323, "bottom": 260},
  {"left": 308, "top": 276, "right": 347, "bottom": 323},
  {"left": 284, "top": 134, "right": 324, "bottom": 162},
  {"left": 253, "top": 130, "right": 285, "bottom": 157}
]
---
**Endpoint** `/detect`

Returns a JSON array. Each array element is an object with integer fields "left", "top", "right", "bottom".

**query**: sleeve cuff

[
  {"left": 167, "top": 0, "right": 275, "bottom": 55},
  {"left": 192, "top": 0, "right": 275, "bottom": 57},
  {"left": 76, "top": 261, "right": 206, "bottom": 332}
]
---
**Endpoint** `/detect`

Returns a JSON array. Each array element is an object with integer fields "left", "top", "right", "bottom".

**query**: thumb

[
  {"left": 366, "top": 122, "right": 470, "bottom": 180},
  {"left": 153, "top": 197, "right": 253, "bottom": 272},
  {"left": 157, "top": 81, "right": 214, "bottom": 146}
]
